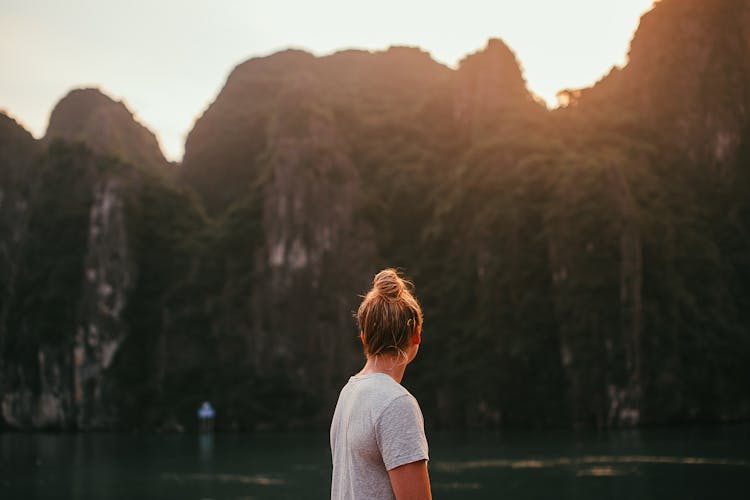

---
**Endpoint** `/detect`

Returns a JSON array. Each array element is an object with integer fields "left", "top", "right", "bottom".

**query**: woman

[{"left": 330, "top": 269, "right": 432, "bottom": 500}]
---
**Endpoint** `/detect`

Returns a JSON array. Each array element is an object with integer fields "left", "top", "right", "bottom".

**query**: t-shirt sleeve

[{"left": 375, "top": 394, "right": 429, "bottom": 471}]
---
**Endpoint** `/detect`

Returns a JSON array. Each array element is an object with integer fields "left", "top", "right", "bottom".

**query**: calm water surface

[{"left": 2, "top": 424, "right": 749, "bottom": 499}]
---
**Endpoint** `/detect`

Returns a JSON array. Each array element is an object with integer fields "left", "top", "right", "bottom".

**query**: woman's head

[{"left": 356, "top": 268, "right": 423, "bottom": 359}]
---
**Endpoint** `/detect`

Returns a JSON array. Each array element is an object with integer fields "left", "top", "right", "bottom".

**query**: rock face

[
  {"left": 181, "top": 47, "right": 450, "bottom": 216},
  {"left": 0, "top": 110, "right": 166, "bottom": 430},
  {"left": 180, "top": 50, "right": 316, "bottom": 216},
  {"left": 547, "top": 0, "right": 750, "bottom": 427},
  {"left": 0, "top": 114, "right": 40, "bottom": 322},
  {"left": 0, "top": 114, "right": 45, "bottom": 426},
  {"left": 74, "top": 177, "right": 134, "bottom": 429},
  {"left": 46, "top": 88, "right": 169, "bottom": 170},
  {"left": 0, "top": 140, "right": 84, "bottom": 428},
  {"left": 574, "top": 0, "right": 750, "bottom": 172},
  {"left": 453, "top": 38, "right": 543, "bottom": 140},
  {"left": 247, "top": 107, "right": 374, "bottom": 418}
]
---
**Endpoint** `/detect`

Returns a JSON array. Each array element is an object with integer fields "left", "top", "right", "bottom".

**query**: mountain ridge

[{"left": 45, "top": 87, "right": 170, "bottom": 170}]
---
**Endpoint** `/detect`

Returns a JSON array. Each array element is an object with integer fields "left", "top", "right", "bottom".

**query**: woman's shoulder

[{"left": 346, "top": 373, "right": 411, "bottom": 404}]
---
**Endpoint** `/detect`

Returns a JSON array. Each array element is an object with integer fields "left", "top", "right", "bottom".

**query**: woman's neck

[{"left": 357, "top": 354, "right": 408, "bottom": 384}]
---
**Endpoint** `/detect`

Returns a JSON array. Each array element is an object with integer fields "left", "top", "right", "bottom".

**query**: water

[{"left": 2, "top": 424, "right": 749, "bottom": 499}]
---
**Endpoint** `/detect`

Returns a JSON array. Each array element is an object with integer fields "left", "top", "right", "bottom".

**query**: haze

[{"left": 0, "top": 0, "right": 655, "bottom": 162}]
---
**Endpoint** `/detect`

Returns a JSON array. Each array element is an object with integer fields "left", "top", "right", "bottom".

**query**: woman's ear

[
  {"left": 412, "top": 327, "right": 421, "bottom": 345},
  {"left": 360, "top": 332, "right": 366, "bottom": 345}
]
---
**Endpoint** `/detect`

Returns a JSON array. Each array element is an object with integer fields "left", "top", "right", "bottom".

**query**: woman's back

[
  {"left": 330, "top": 372, "right": 428, "bottom": 500},
  {"left": 330, "top": 269, "right": 431, "bottom": 500}
]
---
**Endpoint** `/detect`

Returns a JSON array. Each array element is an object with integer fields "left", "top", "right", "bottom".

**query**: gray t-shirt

[{"left": 330, "top": 372, "right": 429, "bottom": 500}]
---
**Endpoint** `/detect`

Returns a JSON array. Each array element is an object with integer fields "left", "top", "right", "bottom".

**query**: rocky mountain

[
  {"left": 0, "top": 111, "right": 200, "bottom": 430},
  {"left": 1, "top": 0, "right": 749, "bottom": 431},
  {"left": 2, "top": 115, "right": 127, "bottom": 428},
  {"left": 0, "top": 114, "right": 42, "bottom": 397},
  {"left": 570, "top": 0, "right": 750, "bottom": 173},
  {"left": 45, "top": 88, "right": 170, "bottom": 170},
  {"left": 542, "top": 0, "right": 750, "bottom": 427},
  {"left": 180, "top": 46, "right": 452, "bottom": 215}
]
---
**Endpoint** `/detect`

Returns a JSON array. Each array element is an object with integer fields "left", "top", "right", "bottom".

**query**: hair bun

[{"left": 373, "top": 268, "right": 405, "bottom": 300}]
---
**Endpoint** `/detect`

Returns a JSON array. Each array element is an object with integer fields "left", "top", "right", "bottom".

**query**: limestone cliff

[
  {"left": 0, "top": 114, "right": 40, "bottom": 313},
  {"left": 0, "top": 114, "right": 43, "bottom": 425},
  {"left": 181, "top": 47, "right": 450, "bottom": 216},
  {"left": 573, "top": 0, "right": 750, "bottom": 173},
  {"left": 245, "top": 101, "right": 374, "bottom": 423},
  {"left": 181, "top": 49, "right": 386, "bottom": 424},
  {"left": 180, "top": 50, "right": 317, "bottom": 216},
  {"left": 453, "top": 38, "right": 544, "bottom": 142},
  {"left": 0, "top": 138, "right": 136, "bottom": 429},
  {"left": 73, "top": 176, "right": 134, "bottom": 429},
  {"left": 46, "top": 88, "right": 169, "bottom": 170}
]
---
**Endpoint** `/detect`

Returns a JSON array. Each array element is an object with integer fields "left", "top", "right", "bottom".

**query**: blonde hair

[{"left": 357, "top": 269, "right": 423, "bottom": 359}]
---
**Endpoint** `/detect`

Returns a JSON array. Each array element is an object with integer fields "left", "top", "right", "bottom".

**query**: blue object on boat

[{"left": 198, "top": 401, "right": 215, "bottom": 420}]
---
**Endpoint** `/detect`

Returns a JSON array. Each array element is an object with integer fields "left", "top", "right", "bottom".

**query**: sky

[{"left": 0, "top": 0, "right": 656, "bottom": 162}]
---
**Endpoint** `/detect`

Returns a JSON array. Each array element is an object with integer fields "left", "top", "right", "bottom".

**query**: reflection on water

[
  {"left": 162, "top": 472, "right": 284, "bottom": 485},
  {"left": 198, "top": 433, "right": 214, "bottom": 461},
  {"left": 433, "top": 481, "right": 483, "bottom": 490},
  {"left": 576, "top": 466, "right": 631, "bottom": 477},
  {"left": 1, "top": 425, "right": 749, "bottom": 499},
  {"left": 435, "top": 455, "right": 750, "bottom": 471}
]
